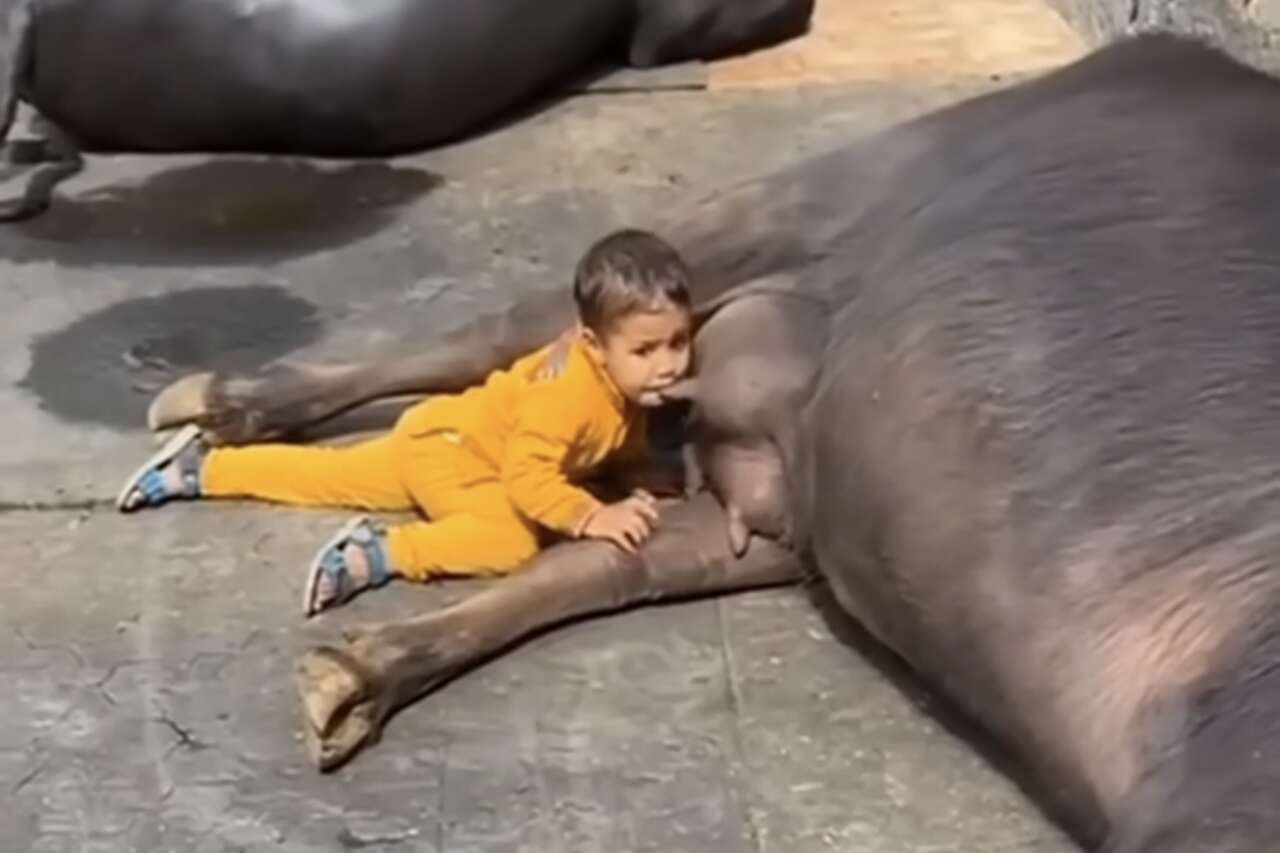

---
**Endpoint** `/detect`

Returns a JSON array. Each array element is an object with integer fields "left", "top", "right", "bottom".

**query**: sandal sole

[{"left": 115, "top": 423, "right": 203, "bottom": 512}]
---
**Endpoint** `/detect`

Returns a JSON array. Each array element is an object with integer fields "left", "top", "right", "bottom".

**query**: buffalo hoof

[
  {"left": 147, "top": 372, "right": 215, "bottom": 433},
  {"left": 147, "top": 368, "right": 297, "bottom": 445},
  {"left": 295, "top": 644, "right": 388, "bottom": 773}
]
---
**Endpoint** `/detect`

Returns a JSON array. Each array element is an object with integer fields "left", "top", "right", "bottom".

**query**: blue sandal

[
  {"left": 115, "top": 424, "right": 205, "bottom": 512},
  {"left": 303, "top": 516, "right": 393, "bottom": 617}
]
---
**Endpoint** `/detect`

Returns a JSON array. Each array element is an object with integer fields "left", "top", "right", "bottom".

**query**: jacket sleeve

[{"left": 501, "top": 383, "right": 604, "bottom": 536}]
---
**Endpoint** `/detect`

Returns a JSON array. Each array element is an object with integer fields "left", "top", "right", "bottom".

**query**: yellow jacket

[{"left": 397, "top": 335, "right": 649, "bottom": 536}]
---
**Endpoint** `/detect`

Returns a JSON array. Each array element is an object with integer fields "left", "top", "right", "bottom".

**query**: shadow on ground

[
  {"left": 18, "top": 283, "right": 326, "bottom": 429},
  {"left": 804, "top": 576, "right": 1099, "bottom": 850},
  {"left": 0, "top": 157, "right": 442, "bottom": 268}
]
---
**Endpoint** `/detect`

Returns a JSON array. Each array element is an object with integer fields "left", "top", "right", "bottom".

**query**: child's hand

[{"left": 580, "top": 490, "right": 660, "bottom": 553}]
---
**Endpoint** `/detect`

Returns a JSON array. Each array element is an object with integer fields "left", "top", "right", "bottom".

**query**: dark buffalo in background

[{"left": 0, "top": 0, "right": 814, "bottom": 219}]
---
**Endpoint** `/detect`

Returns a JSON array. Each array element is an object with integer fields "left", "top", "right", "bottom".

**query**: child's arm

[
  {"left": 502, "top": 411, "right": 602, "bottom": 538},
  {"left": 502, "top": 376, "right": 625, "bottom": 536},
  {"left": 502, "top": 388, "right": 664, "bottom": 551}
]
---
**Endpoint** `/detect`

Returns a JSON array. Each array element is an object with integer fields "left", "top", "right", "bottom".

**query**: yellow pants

[{"left": 200, "top": 416, "right": 540, "bottom": 581}]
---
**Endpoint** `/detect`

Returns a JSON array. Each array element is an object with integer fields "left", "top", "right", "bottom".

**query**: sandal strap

[
  {"left": 175, "top": 440, "right": 205, "bottom": 498},
  {"left": 136, "top": 469, "right": 171, "bottom": 503},
  {"left": 347, "top": 520, "right": 392, "bottom": 588}
]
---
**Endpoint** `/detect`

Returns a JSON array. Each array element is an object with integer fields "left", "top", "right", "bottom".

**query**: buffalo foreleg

[{"left": 294, "top": 491, "right": 802, "bottom": 772}]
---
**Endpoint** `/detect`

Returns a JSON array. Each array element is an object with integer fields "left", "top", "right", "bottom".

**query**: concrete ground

[{"left": 2, "top": 3, "right": 1088, "bottom": 851}]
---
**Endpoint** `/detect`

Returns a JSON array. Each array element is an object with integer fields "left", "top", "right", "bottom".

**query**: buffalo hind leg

[
  {"left": 146, "top": 277, "right": 799, "bottom": 446},
  {"left": 295, "top": 491, "right": 801, "bottom": 771},
  {"left": 146, "top": 273, "right": 788, "bottom": 445},
  {"left": 147, "top": 361, "right": 414, "bottom": 447},
  {"left": 148, "top": 288, "right": 575, "bottom": 445}
]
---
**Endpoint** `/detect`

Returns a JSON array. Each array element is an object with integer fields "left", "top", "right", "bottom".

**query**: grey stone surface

[
  {"left": 1046, "top": 0, "right": 1280, "bottom": 72},
  {"left": 1242, "top": 0, "right": 1280, "bottom": 30},
  {"left": 2, "top": 508, "right": 1074, "bottom": 853},
  {"left": 1, "top": 76, "right": 1077, "bottom": 852}
]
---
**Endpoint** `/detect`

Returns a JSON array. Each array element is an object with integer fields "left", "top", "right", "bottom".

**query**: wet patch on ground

[{"left": 18, "top": 283, "right": 325, "bottom": 428}]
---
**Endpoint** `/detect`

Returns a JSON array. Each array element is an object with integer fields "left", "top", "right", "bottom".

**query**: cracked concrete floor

[{"left": 1, "top": 70, "right": 1080, "bottom": 853}]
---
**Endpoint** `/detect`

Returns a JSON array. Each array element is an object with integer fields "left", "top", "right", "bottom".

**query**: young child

[{"left": 116, "top": 229, "right": 694, "bottom": 616}]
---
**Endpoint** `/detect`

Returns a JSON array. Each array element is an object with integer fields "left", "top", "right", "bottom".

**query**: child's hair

[{"left": 573, "top": 229, "right": 692, "bottom": 335}]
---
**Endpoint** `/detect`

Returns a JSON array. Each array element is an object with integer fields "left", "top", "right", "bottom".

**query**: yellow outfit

[{"left": 200, "top": 337, "right": 649, "bottom": 579}]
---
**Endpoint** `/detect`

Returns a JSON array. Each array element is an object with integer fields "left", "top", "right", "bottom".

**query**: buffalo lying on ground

[
  {"left": 149, "top": 33, "right": 1280, "bottom": 853},
  {"left": 0, "top": 0, "right": 813, "bottom": 220}
]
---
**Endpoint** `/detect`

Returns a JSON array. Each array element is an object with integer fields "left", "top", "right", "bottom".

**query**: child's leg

[
  {"left": 304, "top": 503, "right": 540, "bottom": 616},
  {"left": 200, "top": 437, "right": 411, "bottom": 509},
  {"left": 383, "top": 500, "right": 540, "bottom": 581},
  {"left": 303, "top": 429, "right": 541, "bottom": 615},
  {"left": 117, "top": 426, "right": 413, "bottom": 513},
  {"left": 390, "top": 428, "right": 541, "bottom": 578}
]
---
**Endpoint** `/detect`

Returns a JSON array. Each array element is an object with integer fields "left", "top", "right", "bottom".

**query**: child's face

[{"left": 585, "top": 301, "right": 692, "bottom": 407}]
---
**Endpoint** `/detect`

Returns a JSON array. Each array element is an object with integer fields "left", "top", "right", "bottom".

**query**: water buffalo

[
  {"left": 147, "top": 32, "right": 1280, "bottom": 852},
  {"left": 0, "top": 0, "right": 813, "bottom": 220}
]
